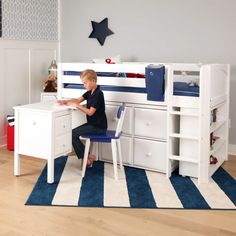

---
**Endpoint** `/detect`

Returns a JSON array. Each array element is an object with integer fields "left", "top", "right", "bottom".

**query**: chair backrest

[{"left": 115, "top": 102, "right": 126, "bottom": 137}]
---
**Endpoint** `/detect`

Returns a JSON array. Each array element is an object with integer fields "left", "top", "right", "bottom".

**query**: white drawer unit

[
  {"left": 99, "top": 102, "right": 170, "bottom": 173},
  {"left": 14, "top": 101, "right": 72, "bottom": 183},
  {"left": 134, "top": 107, "right": 167, "bottom": 140},
  {"left": 134, "top": 138, "right": 167, "bottom": 172}
]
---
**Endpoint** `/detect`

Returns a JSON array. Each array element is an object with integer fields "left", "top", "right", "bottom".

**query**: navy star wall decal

[{"left": 89, "top": 17, "right": 114, "bottom": 46}]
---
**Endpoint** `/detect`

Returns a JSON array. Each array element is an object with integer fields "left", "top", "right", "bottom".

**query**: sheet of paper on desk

[{"left": 53, "top": 103, "right": 77, "bottom": 110}]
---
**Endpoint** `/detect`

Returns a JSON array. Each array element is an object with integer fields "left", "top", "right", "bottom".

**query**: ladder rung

[
  {"left": 168, "top": 111, "right": 199, "bottom": 117},
  {"left": 169, "top": 155, "right": 198, "bottom": 163}
]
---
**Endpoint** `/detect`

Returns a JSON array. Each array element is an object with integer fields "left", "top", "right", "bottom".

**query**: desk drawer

[
  {"left": 54, "top": 133, "right": 72, "bottom": 156},
  {"left": 134, "top": 108, "right": 167, "bottom": 140},
  {"left": 133, "top": 138, "right": 166, "bottom": 172},
  {"left": 55, "top": 114, "right": 71, "bottom": 136}
]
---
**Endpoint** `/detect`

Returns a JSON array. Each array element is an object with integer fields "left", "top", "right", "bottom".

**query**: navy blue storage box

[{"left": 145, "top": 64, "right": 165, "bottom": 101}]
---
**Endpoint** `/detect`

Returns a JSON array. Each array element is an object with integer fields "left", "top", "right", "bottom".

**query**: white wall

[
  {"left": 59, "top": 0, "right": 236, "bottom": 149},
  {"left": 0, "top": 0, "right": 58, "bottom": 147},
  {"left": 0, "top": 40, "right": 57, "bottom": 146}
]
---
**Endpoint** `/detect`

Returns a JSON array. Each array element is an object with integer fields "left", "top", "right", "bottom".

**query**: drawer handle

[
  {"left": 146, "top": 121, "right": 152, "bottom": 126},
  {"left": 33, "top": 122, "right": 36, "bottom": 125},
  {"left": 63, "top": 125, "right": 66, "bottom": 128},
  {"left": 62, "top": 144, "right": 65, "bottom": 147},
  {"left": 146, "top": 152, "right": 152, "bottom": 157}
]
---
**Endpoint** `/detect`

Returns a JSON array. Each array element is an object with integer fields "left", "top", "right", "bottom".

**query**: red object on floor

[{"left": 7, "top": 125, "right": 14, "bottom": 151}]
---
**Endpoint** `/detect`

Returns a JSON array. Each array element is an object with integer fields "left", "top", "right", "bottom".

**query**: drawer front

[
  {"left": 18, "top": 112, "right": 51, "bottom": 158},
  {"left": 134, "top": 108, "right": 167, "bottom": 140},
  {"left": 106, "top": 105, "right": 132, "bottom": 135},
  {"left": 54, "top": 133, "right": 72, "bottom": 156},
  {"left": 100, "top": 136, "right": 132, "bottom": 164},
  {"left": 133, "top": 138, "right": 166, "bottom": 172},
  {"left": 55, "top": 114, "right": 72, "bottom": 136}
]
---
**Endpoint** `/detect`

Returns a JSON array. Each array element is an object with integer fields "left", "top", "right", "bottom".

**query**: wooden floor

[{"left": 0, "top": 148, "right": 236, "bottom": 236}]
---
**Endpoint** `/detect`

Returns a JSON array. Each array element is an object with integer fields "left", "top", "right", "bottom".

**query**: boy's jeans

[{"left": 72, "top": 123, "right": 106, "bottom": 159}]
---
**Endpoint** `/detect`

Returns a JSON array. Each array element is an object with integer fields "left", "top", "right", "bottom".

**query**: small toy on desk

[
  {"left": 44, "top": 59, "right": 58, "bottom": 92},
  {"left": 43, "top": 75, "right": 57, "bottom": 92}
]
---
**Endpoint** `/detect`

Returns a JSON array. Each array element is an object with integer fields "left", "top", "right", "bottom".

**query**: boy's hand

[{"left": 56, "top": 100, "right": 67, "bottom": 105}]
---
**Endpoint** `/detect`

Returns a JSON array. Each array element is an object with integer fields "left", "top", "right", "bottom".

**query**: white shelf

[
  {"left": 210, "top": 139, "right": 225, "bottom": 156},
  {"left": 210, "top": 120, "right": 226, "bottom": 133},
  {"left": 209, "top": 156, "right": 225, "bottom": 177},
  {"left": 210, "top": 96, "right": 227, "bottom": 110}
]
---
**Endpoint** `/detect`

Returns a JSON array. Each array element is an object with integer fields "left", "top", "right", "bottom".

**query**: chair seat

[{"left": 81, "top": 130, "right": 121, "bottom": 143}]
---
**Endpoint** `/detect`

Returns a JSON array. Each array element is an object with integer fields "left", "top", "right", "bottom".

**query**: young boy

[{"left": 57, "top": 69, "right": 107, "bottom": 167}]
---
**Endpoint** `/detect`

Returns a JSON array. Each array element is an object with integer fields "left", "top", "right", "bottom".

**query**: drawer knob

[
  {"left": 146, "top": 121, "right": 152, "bottom": 126},
  {"left": 146, "top": 152, "right": 152, "bottom": 157},
  {"left": 63, "top": 125, "right": 66, "bottom": 128},
  {"left": 62, "top": 144, "right": 65, "bottom": 147},
  {"left": 33, "top": 122, "right": 36, "bottom": 125}
]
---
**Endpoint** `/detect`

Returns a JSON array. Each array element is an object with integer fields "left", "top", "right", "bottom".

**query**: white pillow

[{"left": 92, "top": 55, "right": 121, "bottom": 64}]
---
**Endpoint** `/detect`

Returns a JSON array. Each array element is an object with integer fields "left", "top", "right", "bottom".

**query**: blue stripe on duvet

[
  {"left": 212, "top": 167, "right": 236, "bottom": 205},
  {"left": 125, "top": 166, "right": 156, "bottom": 208},
  {"left": 64, "top": 71, "right": 120, "bottom": 77},
  {"left": 78, "top": 161, "right": 104, "bottom": 207},
  {"left": 65, "top": 84, "right": 147, "bottom": 94},
  {"left": 25, "top": 156, "right": 68, "bottom": 205},
  {"left": 170, "top": 170, "right": 210, "bottom": 209}
]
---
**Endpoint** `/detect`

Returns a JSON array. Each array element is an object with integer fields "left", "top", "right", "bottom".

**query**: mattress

[{"left": 173, "top": 82, "right": 199, "bottom": 97}]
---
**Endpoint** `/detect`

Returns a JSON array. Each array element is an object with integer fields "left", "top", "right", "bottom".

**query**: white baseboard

[{"left": 228, "top": 144, "right": 236, "bottom": 155}]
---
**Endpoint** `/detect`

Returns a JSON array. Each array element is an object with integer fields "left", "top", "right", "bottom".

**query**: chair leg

[
  {"left": 111, "top": 139, "right": 118, "bottom": 181},
  {"left": 81, "top": 138, "right": 90, "bottom": 178},
  {"left": 95, "top": 142, "right": 99, "bottom": 160},
  {"left": 117, "top": 139, "right": 123, "bottom": 171}
]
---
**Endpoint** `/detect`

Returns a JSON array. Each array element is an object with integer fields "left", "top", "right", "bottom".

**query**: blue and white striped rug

[{"left": 26, "top": 156, "right": 236, "bottom": 209}]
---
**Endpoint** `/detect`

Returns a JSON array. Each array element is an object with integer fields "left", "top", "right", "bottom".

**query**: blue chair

[{"left": 80, "top": 103, "right": 126, "bottom": 180}]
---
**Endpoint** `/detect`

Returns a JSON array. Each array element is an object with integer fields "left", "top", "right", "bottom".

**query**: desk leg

[
  {"left": 47, "top": 158, "right": 54, "bottom": 184},
  {"left": 14, "top": 151, "right": 20, "bottom": 176}
]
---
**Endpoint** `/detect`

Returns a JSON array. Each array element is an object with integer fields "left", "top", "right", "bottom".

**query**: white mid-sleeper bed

[{"left": 57, "top": 62, "right": 230, "bottom": 184}]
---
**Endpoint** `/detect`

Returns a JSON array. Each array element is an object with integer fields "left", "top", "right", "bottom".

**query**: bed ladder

[{"left": 166, "top": 64, "right": 204, "bottom": 184}]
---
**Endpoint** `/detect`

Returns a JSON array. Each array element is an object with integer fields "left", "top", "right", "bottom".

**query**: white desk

[{"left": 14, "top": 102, "right": 73, "bottom": 183}]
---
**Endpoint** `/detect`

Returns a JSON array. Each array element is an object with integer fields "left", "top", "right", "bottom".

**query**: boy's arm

[
  {"left": 57, "top": 96, "right": 85, "bottom": 106},
  {"left": 76, "top": 105, "right": 96, "bottom": 117}
]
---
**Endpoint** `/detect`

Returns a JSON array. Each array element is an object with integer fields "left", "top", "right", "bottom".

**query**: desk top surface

[{"left": 13, "top": 101, "right": 76, "bottom": 113}]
